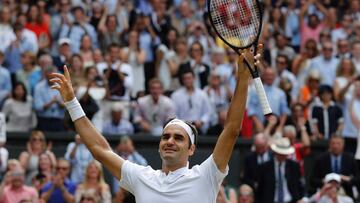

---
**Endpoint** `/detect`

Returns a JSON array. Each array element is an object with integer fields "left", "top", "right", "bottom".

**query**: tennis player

[{"left": 49, "top": 48, "right": 260, "bottom": 203}]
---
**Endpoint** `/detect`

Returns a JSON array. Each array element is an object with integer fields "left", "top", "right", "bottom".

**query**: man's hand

[
  {"left": 49, "top": 65, "right": 76, "bottom": 102},
  {"left": 53, "top": 174, "right": 64, "bottom": 188}
]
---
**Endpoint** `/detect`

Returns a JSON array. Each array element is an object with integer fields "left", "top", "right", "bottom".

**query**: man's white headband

[{"left": 164, "top": 119, "right": 195, "bottom": 145}]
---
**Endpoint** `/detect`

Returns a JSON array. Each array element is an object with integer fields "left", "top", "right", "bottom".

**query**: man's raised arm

[
  {"left": 49, "top": 66, "right": 124, "bottom": 180},
  {"left": 213, "top": 48, "right": 258, "bottom": 172}
]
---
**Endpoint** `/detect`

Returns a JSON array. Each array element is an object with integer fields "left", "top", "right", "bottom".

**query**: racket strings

[{"left": 210, "top": 0, "right": 261, "bottom": 48}]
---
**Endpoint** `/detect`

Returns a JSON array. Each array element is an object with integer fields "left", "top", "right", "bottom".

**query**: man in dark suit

[
  {"left": 241, "top": 133, "right": 272, "bottom": 189},
  {"left": 310, "top": 135, "right": 360, "bottom": 199},
  {"left": 256, "top": 137, "right": 303, "bottom": 203},
  {"left": 178, "top": 41, "right": 210, "bottom": 89}
]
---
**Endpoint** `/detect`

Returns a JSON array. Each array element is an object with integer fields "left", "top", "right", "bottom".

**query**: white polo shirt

[{"left": 119, "top": 154, "right": 228, "bottom": 203}]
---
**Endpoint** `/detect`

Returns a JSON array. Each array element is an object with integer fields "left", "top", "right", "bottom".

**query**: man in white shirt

[
  {"left": 171, "top": 68, "right": 212, "bottom": 134},
  {"left": 48, "top": 48, "right": 258, "bottom": 203},
  {"left": 134, "top": 78, "right": 176, "bottom": 135}
]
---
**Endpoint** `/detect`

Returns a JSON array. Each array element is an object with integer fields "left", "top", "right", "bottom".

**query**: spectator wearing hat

[
  {"left": 311, "top": 85, "right": 343, "bottom": 140},
  {"left": 310, "top": 135, "right": 360, "bottom": 199},
  {"left": 309, "top": 41, "right": 339, "bottom": 86},
  {"left": 102, "top": 103, "right": 134, "bottom": 136},
  {"left": 53, "top": 38, "right": 72, "bottom": 70},
  {"left": 59, "top": 5, "right": 98, "bottom": 54},
  {"left": 133, "top": 78, "right": 175, "bottom": 135},
  {"left": 304, "top": 173, "right": 353, "bottom": 203},
  {"left": 0, "top": 51, "right": 12, "bottom": 109},
  {"left": 33, "top": 65, "right": 66, "bottom": 131},
  {"left": 171, "top": 68, "right": 212, "bottom": 134},
  {"left": 256, "top": 137, "right": 303, "bottom": 203}
]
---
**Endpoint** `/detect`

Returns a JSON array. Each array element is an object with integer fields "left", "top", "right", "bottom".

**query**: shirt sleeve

[
  {"left": 119, "top": 160, "right": 147, "bottom": 194},
  {"left": 199, "top": 154, "right": 228, "bottom": 195}
]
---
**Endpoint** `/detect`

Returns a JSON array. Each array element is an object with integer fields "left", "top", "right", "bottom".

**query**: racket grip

[{"left": 253, "top": 77, "right": 272, "bottom": 115}]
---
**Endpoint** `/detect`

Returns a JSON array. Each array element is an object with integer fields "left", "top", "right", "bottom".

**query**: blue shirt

[
  {"left": 102, "top": 119, "right": 134, "bottom": 135},
  {"left": 285, "top": 10, "right": 300, "bottom": 47},
  {"left": 59, "top": 23, "right": 98, "bottom": 54},
  {"left": 33, "top": 80, "right": 65, "bottom": 119},
  {"left": 64, "top": 142, "right": 93, "bottom": 185},
  {"left": 309, "top": 56, "right": 339, "bottom": 86},
  {"left": 4, "top": 39, "right": 35, "bottom": 73},
  {"left": 0, "top": 66, "right": 12, "bottom": 108},
  {"left": 41, "top": 179, "right": 77, "bottom": 203},
  {"left": 248, "top": 84, "right": 290, "bottom": 123}
]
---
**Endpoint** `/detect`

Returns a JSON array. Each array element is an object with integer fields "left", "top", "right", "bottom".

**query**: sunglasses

[
  {"left": 31, "top": 138, "right": 44, "bottom": 141},
  {"left": 56, "top": 167, "right": 69, "bottom": 171}
]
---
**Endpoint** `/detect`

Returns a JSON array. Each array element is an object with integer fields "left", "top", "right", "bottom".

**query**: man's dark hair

[{"left": 162, "top": 118, "right": 198, "bottom": 148}]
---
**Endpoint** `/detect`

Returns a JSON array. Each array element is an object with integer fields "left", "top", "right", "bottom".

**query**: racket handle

[{"left": 253, "top": 77, "right": 272, "bottom": 115}]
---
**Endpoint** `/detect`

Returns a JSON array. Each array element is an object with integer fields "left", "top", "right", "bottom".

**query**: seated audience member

[
  {"left": 0, "top": 167, "right": 38, "bottom": 203},
  {"left": 241, "top": 133, "right": 272, "bottom": 189},
  {"left": 19, "top": 131, "right": 56, "bottom": 185},
  {"left": 171, "top": 68, "right": 212, "bottom": 134},
  {"left": 256, "top": 137, "right": 303, "bottom": 203},
  {"left": 311, "top": 85, "right": 343, "bottom": 140},
  {"left": 65, "top": 134, "right": 93, "bottom": 185},
  {"left": 238, "top": 184, "right": 254, "bottom": 203},
  {"left": 102, "top": 103, "right": 134, "bottom": 135},
  {"left": 310, "top": 135, "right": 360, "bottom": 199},
  {"left": 133, "top": 78, "right": 176, "bottom": 135},
  {"left": 2, "top": 82, "right": 37, "bottom": 132},
  {"left": 303, "top": 173, "right": 353, "bottom": 203},
  {"left": 41, "top": 158, "right": 76, "bottom": 203},
  {"left": 74, "top": 160, "right": 111, "bottom": 203}
]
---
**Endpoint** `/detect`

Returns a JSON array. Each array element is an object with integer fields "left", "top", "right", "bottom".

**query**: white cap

[
  {"left": 324, "top": 173, "right": 341, "bottom": 183},
  {"left": 58, "top": 38, "right": 71, "bottom": 46}
]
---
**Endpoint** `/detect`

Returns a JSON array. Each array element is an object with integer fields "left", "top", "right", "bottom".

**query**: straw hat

[{"left": 270, "top": 137, "right": 295, "bottom": 155}]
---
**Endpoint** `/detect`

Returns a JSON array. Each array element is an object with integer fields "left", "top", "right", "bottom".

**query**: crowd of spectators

[{"left": 0, "top": 0, "right": 360, "bottom": 202}]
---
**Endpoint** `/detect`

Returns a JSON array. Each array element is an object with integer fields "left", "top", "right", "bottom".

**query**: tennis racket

[{"left": 208, "top": 0, "right": 272, "bottom": 115}]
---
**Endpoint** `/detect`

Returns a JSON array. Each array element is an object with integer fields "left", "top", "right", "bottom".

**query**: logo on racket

[{"left": 217, "top": 0, "right": 252, "bottom": 30}]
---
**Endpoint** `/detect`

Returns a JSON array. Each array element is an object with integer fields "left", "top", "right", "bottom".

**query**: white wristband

[{"left": 64, "top": 98, "right": 86, "bottom": 122}]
